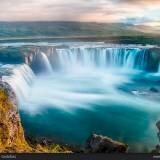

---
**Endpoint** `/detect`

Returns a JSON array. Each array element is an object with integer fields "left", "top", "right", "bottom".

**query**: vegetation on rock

[{"left": 0, "top": 89, "right": 30, "bottom": 153}]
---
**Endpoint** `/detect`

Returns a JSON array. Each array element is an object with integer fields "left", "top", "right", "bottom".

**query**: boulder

[
  {"left": 152, "top": 145, "right": 160, "bottom": 153},
  {"left": 147, "top": 48, "right": 160, "bottom": 72},
  {"left": 150, "top": 87, "right": 159, "bottom": 93},
  {"left": 151, "top": 121, "right": 160, "bottom": 153},
  {"left": 84, "top": 134, "right": 128, "bottom": 153},
  {"left": 156, "top": 121, "right": 160, "bottom": 143},
  {"left": 149, "top": 48, "right": 160, "bottom": 61}
]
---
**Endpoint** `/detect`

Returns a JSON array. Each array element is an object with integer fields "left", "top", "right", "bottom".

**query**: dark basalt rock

[
  {"left": 147, "top": 48, "right": 160, "bottom": 72},
  {"left": 84, "top": 134, "right": 128, "bottom": 153},
  {"left": 151, "top": 121, "right": 160, "bottom": 153},
  {"left": 149, "top": 48, "right": 160, "bottom": 61},
  {"left": 150, "top": 87, "right": 159, "bottom": 93},
  {"left": 156, "top": 121, "right": 160, "bottom": 143},
  {"left": 152, "top": 145, "right": 160, "bottom": 154}
]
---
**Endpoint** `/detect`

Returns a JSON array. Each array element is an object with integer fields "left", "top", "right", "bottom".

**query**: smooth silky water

[{"left": 2, "top": 44, "right": 160, "bottom": 152}]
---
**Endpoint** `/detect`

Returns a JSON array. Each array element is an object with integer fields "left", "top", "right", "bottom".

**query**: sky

[{"left": 0, "top": 0, "right": 160, "bottom": 26}]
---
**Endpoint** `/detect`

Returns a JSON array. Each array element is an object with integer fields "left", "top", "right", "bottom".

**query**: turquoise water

[{"left": 18, "top": 69, "right": 160, "bottom": 153}]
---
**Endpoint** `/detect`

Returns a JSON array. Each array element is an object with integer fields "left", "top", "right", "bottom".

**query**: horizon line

[{"left": 0, "top": 21, "right": 136, "bottom": 25}]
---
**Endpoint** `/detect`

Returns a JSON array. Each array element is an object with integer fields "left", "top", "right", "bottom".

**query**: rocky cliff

[{"left": 0, "top": 82, "right": 30, "bottom": 153}]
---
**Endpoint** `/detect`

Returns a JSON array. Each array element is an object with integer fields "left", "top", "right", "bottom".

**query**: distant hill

[
  {"left": 130, "top": 25, "right": 160, "bottom": 34},
  {"left": 0, "top": 21, "right": 156, "bottom": 38}
]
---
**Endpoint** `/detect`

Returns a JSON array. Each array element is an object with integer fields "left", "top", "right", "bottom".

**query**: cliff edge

[{"left": 0, "top": 82, "right": 30, "bottom": 153}]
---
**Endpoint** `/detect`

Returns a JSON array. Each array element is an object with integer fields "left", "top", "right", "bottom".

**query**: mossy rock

[{"left": 0, "top": 123, "right": 9, "bottom": 147}]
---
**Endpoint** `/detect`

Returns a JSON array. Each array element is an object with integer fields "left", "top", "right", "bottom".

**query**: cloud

[{"left": 0, "top": 0, "right": 159, "bottom": 26}]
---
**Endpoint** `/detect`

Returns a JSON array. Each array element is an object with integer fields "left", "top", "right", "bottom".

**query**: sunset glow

[{"left": 0, "top": 0, "right": 160, "bottom": 26}]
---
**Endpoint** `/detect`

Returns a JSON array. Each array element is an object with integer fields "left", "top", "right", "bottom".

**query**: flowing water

[
  {"left": 2, "top": 43, "right": 160, "bottom": 152},
  {"left": 158, "top": 63, "right": 160, "bottom": 73}
]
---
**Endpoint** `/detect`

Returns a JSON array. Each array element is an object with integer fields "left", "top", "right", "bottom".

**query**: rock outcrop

[
  {"left": 0, "top": 82, "right": 31, "bottom": 153},
  {"left": 149, "top": 48, "right": 160, "bottom": 62},
  {"left": 148, "top": 48, "right": 160, "bottom": 71},
  {"left": 151, "top": 121, "right": 160, "bottom": 153},
  {"left": 156, "top": 121, "right": 160, "bottom": 142},
  {"left": 149, "top": 87, "right": 159, "bottom": 93},
  {"left": 84, "top": 134, "right": 128, "bottom": 153}
]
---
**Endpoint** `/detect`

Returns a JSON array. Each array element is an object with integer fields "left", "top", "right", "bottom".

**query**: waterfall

[
  {"left": 39, "top": 52, "right": 53, "bottom": 73},
  {"left": 3, "top": 64, "right": 35, "bottom": 103},
  {"left": 55, "top": 47, "right": 149, "bottom": 70},
  {"left": 27, "top": 47, "right": 151, "bottom": 74},
  {"left": 29, "top": 51, "right": 53, "bottom": 74}
]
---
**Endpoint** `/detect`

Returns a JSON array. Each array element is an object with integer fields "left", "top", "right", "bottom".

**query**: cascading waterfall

[
  {"left": 3, "top": 64, "right": 35, "bottom": 103},
  {"left": 29, "top": 51, "right": 53, "bottom": 74},
  {"left": 2, "top": 47, "right": 152, "bottom": 104},
  {"left": 28, "top": 47, "right": 150, "bottom": 72},
  {"left": 39, "top": 52, "right": 53, "bottom": 73},
  {"left": 54, "top": 47, "right": 149, "bottom": 71}
]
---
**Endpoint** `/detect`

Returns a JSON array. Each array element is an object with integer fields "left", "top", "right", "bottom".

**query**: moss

[
  {"left": 0, "top": 90, "right": 12, "bottom": 148},
  {"left": 33, "top": 144, "right": 72, "bottom": 153},
  {"left": 0, "top": 123, "right": 9, "bottom": 146},
  {"left": 0, "top": 89, "right": 31, "bottom": 152}
]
